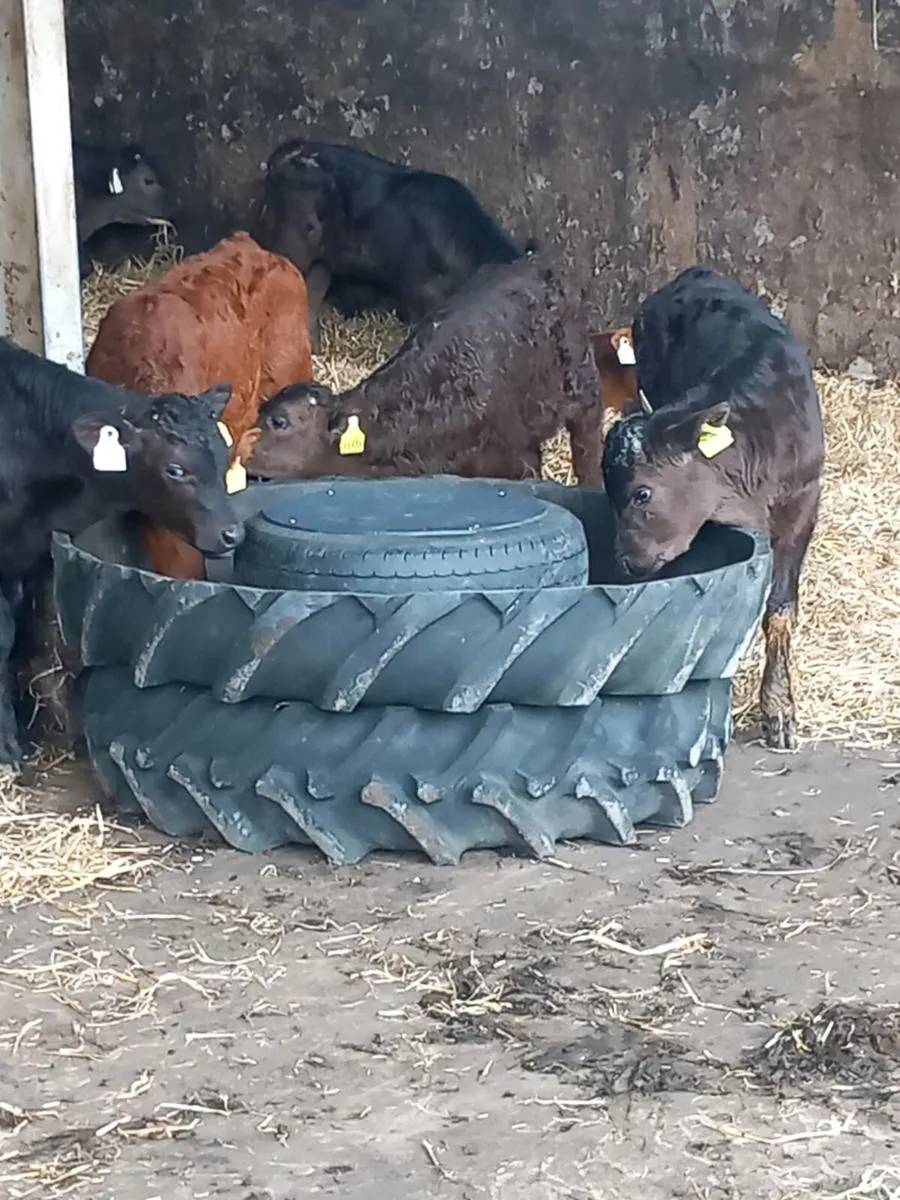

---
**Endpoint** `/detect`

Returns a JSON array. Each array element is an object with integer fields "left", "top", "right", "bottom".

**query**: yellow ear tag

[
  {"left": 216, "top": 423, "right": 245, "bottom": 492},
  {"left": 338, "top": 415, "right": 366, "bottom": 456},
  {"left": 225, "top": 459, "right": 247, "bottom": 494},
  {"left": 697, "top": 421, "right": 734, "bottom": 459}
]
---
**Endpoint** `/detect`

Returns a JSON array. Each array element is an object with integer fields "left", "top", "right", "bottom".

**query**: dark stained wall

[{"left": 64, "top": 0, "right": 900, "bottom": 370}]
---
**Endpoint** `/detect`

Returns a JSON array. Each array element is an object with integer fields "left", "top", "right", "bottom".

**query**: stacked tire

[{"left": 52, "top": 476, "right": 772, "bottom": 864}]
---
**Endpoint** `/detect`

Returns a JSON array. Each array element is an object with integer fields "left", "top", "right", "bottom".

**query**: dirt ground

[{"left": 1, "top": 735, "right": 899, "bottom": 1200}]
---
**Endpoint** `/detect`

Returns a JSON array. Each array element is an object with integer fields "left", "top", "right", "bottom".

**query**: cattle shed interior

[
  {"left": 59, "top": 0, "right": 900, "bottom": 372},
  {"left": 0, "top": 5, "right": 899, "bottom": 1198},
  {"left": 4, "top": 0, "right": 900, "bottom": 371}
]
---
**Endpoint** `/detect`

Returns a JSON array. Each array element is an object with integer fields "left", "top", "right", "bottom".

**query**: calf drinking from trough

[
  {"left": 601, "top": 265, "right": 825, "bottom": 751},
  {"left": 254, "top": 139, "right": 534, "bottom": 338},
  {"left": 248, "top": 257, "right": 605, "bottom": 486},
  {"left": 0, "top": 337, "right": 243, "bottom": 765},
  {"left": 86, "top": 230, "right": 313, "bottom": 579},
  {"left": 73, "top": 140, "right": 171, "bottom": 280}
]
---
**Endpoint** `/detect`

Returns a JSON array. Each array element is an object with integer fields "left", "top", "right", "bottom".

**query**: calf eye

[
  {"left": 165, "top": 464, "right": 187, "bottom": 480},
  {"left": 631, "top": 486, "right": 652, "bottom": 507},
  {"left": 269, "top": 414, "right": 289, "bottom": 431}
]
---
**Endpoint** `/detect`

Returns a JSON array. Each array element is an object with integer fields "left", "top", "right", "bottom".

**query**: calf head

[
  {"left": 601, "top": 398, "right": 736, "bottom": 578},
  {"left": 250, "top": 382, "right": 339, "bottom": 477},
  {"left": 78, "top": 146, "right": 171, "bottom": 238},
  {"left": 255, "top": 157, "right": 338, "bottom": 272},
  {"left": 113, "top": 147, "right": 170, "bottom": 222},
  {"left": 71, "top": 383, "right": 245, "bottom": 557}
]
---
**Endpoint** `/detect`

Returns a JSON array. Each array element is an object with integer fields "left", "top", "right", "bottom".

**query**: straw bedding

[{"left": 79, "top": 234, "right": 900, "bottom": 749}]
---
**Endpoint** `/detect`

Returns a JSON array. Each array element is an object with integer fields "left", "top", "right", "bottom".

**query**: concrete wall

[{"left": 64, "top": 0, "right": 900, "bottom": 371}]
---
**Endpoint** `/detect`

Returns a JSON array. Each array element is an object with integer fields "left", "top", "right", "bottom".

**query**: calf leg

[
  {"left": 565, "top": 416, "right": 605, "bottom": 486},
  {"left": 328, "top": 277, "right": 397, "bottom": 320},
  {"left": 0, "top": 586, "right": 23, "bottom": 765},
  {"left": 759, "top": 482, "right": 820, "bottom": 751},
  {"left": 304, "top": 262, "right": 332, "bottom": 356},
  {"left": 13, "top": 567, "right": 79, "bottom": 752},
  {"left": 395, "top": 261, "right": 452, "bottom": 326}
]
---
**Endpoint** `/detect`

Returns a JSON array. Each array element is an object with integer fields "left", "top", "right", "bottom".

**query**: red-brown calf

[
  {"left": 86, "top": 230, "right": 313, "bottom": 579},
  {"left": 589, "top": 326, "right": 641, "bottom": 420}
]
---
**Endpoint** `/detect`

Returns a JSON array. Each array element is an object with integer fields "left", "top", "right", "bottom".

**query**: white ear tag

[
  {"left": 225, "top": 460, "right": 248, "bottom": 494},
  {"left": 108, "top": 167, "right": 124, "bottom": 196},
  {"left": 616, "top": 337, "right": 636, "bottom": 366},
  {"left": 217, "top": 420, "right": 234, "bottom": 448},
  {"left": 92, "top": 425, "right": 128, "bottom": 472}
]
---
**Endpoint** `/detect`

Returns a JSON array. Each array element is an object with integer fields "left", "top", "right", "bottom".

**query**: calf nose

[{"left": 220, "top": 524, "right": 244, "bottom": 551}]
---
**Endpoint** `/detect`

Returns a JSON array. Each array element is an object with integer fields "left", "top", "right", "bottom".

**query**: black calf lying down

[
  {"left": 73, "top": 140, "right": 171, "bottom": 280},
  {"left": 255, "top": 138, "right": 533, "bottom": 330},
  {"left": 249, "top": 257, "right": 604, "bottom": 486},
  {"left": 0, "top": 338, "right": 243, "bottom": 763},
  {"left": 601, "top": 265, "right": 825, "bottom": 751}
]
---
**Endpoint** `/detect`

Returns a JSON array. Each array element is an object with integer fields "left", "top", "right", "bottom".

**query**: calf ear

[
  {"left": 700, "top": 402, "right": 731, "bottom": 429},
  {"left": 72, "top": 412, "right": 138, "bottom": 452},
  {"left": 589, "top": 331, "right": 622, "bottom": 371},
  {"left": 198, "top": 383, "right": 232, "bottom": 420},
  {"left": 610, "top": 327, "right": 636, "bottom": 366},
  {"left": 72, "top": 413, "right": 138, "bottom": 472},
  {"left": 647, "top": 401, "right": 732, "bottom": 457}
]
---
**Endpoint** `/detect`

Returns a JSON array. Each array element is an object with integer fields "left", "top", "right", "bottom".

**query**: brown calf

[
  {"left": 248, "top": 257, "right": 605, "bottom": 486},
  {"left": 601, "top": 266, "right": 825, "bottom": 752},
  {"left": 86, "top": 230, "right": 313, "bottom": 579},
  {"left": 589, "top": 325, "right": 641, "bottom": 420}
]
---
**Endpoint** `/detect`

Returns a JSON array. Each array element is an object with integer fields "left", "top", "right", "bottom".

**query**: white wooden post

[
  {"left": 0, "top": 0, "right": 84, "bottom": 373},
  {"left": 0, "top": 0, "right": 43, "bottom": 354}
]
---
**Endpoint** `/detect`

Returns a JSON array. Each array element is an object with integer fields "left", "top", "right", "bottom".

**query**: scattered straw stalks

[
  {"left": 729, "top": 372, "right": 900, "bottom": 746},
  {"left": 745, "top": 999, "right": 900, "bottom": 1095},
  {"left": 311, "top": 307, "right": 407, "bottom": 391},
  {"left": 80, "top": 244, "right": 900, "bottom": 748},
  {"left": 0, "top": 766, "right": 162, "bottom": 911},
  {"left": 80, "top": 221, "right": 182, "bottom": 351},
  {"left": 0, "top": 1115, "right": 198, "bottom": 1200}
]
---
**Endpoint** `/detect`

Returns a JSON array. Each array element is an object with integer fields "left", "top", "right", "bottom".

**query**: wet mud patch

[
  {"left": 744, "top": 1001, "right": 900, "bottom": 1099},
  {"left": 521, "top": 1027, "right": 729, "bottom": 1098},
  {"left": 666, "top": 831, "right": 841, "bottom": 887}
]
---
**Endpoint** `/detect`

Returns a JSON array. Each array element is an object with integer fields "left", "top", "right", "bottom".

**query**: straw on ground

[{"left": 0, "top": 763, "right": 163, "bottom": 911}]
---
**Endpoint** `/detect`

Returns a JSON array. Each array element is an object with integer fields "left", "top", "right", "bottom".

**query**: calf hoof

[
  {"left": 0, "top": 716, "right": 24, "bottom": 768},
  {"left": 760, "top": 712, "right": 798, "bottom": 752},
  {"left": 0, "top": 739, "right": 23, "bottom": 768}
]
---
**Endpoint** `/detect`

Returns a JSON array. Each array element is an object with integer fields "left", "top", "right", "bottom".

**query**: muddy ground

[{"left": 1, "top": 737, "right": 899, "bottom": 1200}]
